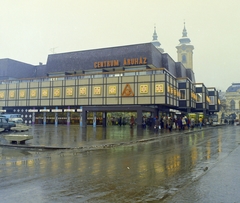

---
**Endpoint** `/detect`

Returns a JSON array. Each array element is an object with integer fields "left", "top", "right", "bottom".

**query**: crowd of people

[
  {"left": 112, "top": 114, "right": 205, "bottom": 132},
  {"left": 142, "top": 115, "right": 204, "bottom": 132}
]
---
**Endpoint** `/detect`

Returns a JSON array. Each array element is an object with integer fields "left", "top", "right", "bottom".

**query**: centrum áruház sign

[{"left": 94, "top": 57, "right": 147, "bottom": 68}]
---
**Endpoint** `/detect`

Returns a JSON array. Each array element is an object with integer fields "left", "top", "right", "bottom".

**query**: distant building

[{"left": 222, "top": 83, "right": 240, "bottom": 119}]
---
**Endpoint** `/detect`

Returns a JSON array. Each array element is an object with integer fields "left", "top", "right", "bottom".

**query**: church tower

[
  {"left": 176, "top": 23, "right": 194, "bottom": 69},
  {"left": 151, "top": 26, "right": 164, "bottom": 53}
]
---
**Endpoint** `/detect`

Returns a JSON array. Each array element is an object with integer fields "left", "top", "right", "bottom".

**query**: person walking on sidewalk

[
  {"left": 118, "top": 117, "right": 122, "bottom": 127},
  {"left": 182, "top": 116, "right": 187, "bottom": 130},
  {"left": 199, "top": 117, "right": 203, "bottom": 129},
  {"left": 142, "top": 116, "right": 146, "bottom": 129},
  {"left": 177, "top": 117, "right": 182, "bottom": 131},
  {"left": 154, "top": 116, "right": 160, "bottom": 131},
  {"left": 190, "top": 117, "right": 195, "bottom": 130},
  {"left": 130, "top": 116, "right": 135, "bottom": 128},
  {"left": 168, "top": 117, "right": 173, "bottom": 132},
  {"left": 160, "top": 116, "right": 164, "bottom": 130}
]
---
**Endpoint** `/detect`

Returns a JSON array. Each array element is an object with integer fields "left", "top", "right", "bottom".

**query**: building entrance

[
  {"left": 81, "top": 105, "right": 158, "bottom": 127},
  {"left": 106, "top": 112, "right": 152, "bottom": 126}
]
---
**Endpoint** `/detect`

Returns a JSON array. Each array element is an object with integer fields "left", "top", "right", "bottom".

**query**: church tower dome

[
  {"left": 176, "top": 22, "right": 194, "bottom": 69},
  {"left": 151, "top": 26, "right": 164, "bottom": 53}
]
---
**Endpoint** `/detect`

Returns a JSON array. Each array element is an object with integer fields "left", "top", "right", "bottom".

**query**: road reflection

[
  {"left": 8, "top": 125, "right": 154, "bottom": 147},
  {"left": 0, "top": 127, "right": 232, "bottom": 202}
]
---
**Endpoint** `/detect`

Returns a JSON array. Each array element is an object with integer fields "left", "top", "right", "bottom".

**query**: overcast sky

[{"left": 0, "top": 0, "right": 239, "bottom": 91}]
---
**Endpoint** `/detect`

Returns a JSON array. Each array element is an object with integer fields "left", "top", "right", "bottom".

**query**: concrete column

[
  {"left": 67, "top": 112, "right": 70, "bottom": 125},
  {"left": 67, "top": 106, "right": 70, "bottom": 125},
  {"left": 32, "top": 112, "right": 35, "bottom": 125},
  {"left": 80, "top": 112, "right": 82, "bottom": 127},
  {"left": 102, "top": 112, "right": 106, "bottom": 127},
  {"left": 82, "top": 110, "right": 87, "bottom": 127},
  {"left": 32, "top": 107, "right": 36, "bottom": 125},
  {"left": 136, "top": 109, "right": 142, "bottom": 126},
  {"left": 93, "top": 112, "right": 97, "bottom": 127},
  {"left": 43, "top": 107, "right": 46, "bottom": 125},
  {"left": 55, "top": 107, "right": 58, "bottom": 126},
  {"left": 79, "top": 106, "right": 83, "bottom": 127}
]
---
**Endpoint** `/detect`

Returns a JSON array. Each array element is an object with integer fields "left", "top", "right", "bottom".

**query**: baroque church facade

[{"left": 219, "top": 83, "right": 240, "bottom": 121}]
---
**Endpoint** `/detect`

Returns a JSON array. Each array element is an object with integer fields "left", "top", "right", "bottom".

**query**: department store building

[{"left": 0, "top": 26, "right": 220, "bottom": 126}]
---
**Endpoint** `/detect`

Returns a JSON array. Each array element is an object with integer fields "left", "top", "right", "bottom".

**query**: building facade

[
  {"left": 0, "top": 26, "right": 219, "bottom": 126},
  {"left": 218, "top": 83, "right": 240, "bottom": 121}
]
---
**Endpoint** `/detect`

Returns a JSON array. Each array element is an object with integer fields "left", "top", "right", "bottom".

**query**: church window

[
  {"left": 230, "top": 100, "right": 235, "bottom": 111},
  {"left": 182, "top": 55, "right": 187, "bottom": 63}
]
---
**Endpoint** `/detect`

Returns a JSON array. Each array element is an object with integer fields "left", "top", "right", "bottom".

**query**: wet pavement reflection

[
  {"left": 0, "top": 125, "right": 239, "bottom": 202},
  {"left": 1, "top": 125, "right": 158, "bottom": 147}
]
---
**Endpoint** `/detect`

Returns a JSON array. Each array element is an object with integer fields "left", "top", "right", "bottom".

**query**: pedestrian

[
  {"left": 118, "top": 117, "right": 122, "bottom": 127},
  {"left": 187, "top": 117, "right": 190, "bottom": 130},
  {"left": 199, "top": 117, "right": 203, "bottom": 129},
  {"left": 160, "top": 116, "right": 164, "bottom": 130},
  {"left": 130, "top": 116, "right": 134, "bottom": 128},
  {"left": 182, "top": 116, "right": 187, "bottom": 130},
  {"left": 190, "top": 117, "right": 195, "bottom": 130},
  {"left": 172, "top": 117, "right": 177, "bottom": 130},
  {"left": 168, "top": 117, "right": 173, "bottom": 132},
  {"left": 177, "top": 117, "right": 182, "bottom": 131},
  {"left": 163, "top": 116, "right": 167, "bottom": 129},
  {"left": 154, "top": 116, "right": 160, "bottom": 131},
  {"left": 142, "top": 116, "right": 146, "bottom": 129},
  {"left": 153, "top": 116, "right": 156, "bottom": 128}
]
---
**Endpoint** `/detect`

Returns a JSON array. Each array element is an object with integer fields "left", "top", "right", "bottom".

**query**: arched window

[
  {"left": 182, "top": 55, "right": 186, "bottom": 63},
  {"left": 230, "top": 100, "right": 235, "bottom": 111}
]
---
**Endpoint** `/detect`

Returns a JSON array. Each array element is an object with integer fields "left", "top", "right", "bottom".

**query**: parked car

[
  {"left": 1, "top": 114, "right": 23, "bottom": 123},
  {"left": 0, "top": 116, "right": 16, "bottom": 131}
]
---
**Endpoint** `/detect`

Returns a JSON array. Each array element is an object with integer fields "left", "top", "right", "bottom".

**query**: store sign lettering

[
  {"left": 123, "top": 57, "right": 147, "bottom": 66},
  {"left": 94, "top": 60, "right": 119, "bottom": 69},
  {"left": 94, "top": 57, "right": 147, "bottom": 68}
]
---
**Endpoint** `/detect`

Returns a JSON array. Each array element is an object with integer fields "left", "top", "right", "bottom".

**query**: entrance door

[
  {"left": 35, "top": 113, "right": 43, "bottom": 124},
  {"left": 46, "top": 113, "right": 55, "bottom": 124},
  {"left": 87, "top": 112, "right": 103, "bottom": 125},
  {"left": 58, "top": 113, "right": 68, "bottom": 124}
]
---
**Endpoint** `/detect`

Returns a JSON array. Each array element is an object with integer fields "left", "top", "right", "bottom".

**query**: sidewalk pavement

[{"left": 0, "top": 124, "right": 222, "bottom": 150}]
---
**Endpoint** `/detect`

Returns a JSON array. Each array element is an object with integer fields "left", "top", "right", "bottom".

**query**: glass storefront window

[
  {"left": 209, "top": 96, "right": 215, "bottom": 105},
  {"left": 106, "top": 112, "right": 138, "bottom": 126},
  {"left": 114, "top": 73, "right": 123, "bottom": 77},
  {"left": 87, "top": 112, "right": 103, "bottom": 125},
  {"left": 124, "top": 72, "right": 136, "bottom": 76},
  {"left": 139, "top": 71, "right": 147, "bottom": 75},
  {"left": 93, "top": 74, "right": 103, "bottom": 78},
  {"left": 83, "top": 75, "right": 91, "bottom": 79},
  {"left": 155, "top": 70, "right": 164, "bottom": 74},
  {"left": 197, "top": 93, "right": 202, "bottom": 103},
  {"left": 179, "top": 89, "right": 186, "bottom": 100}
]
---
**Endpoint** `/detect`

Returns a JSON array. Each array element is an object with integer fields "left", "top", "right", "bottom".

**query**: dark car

[{"left": 0, "top": 116, "right": 16, "bottom": 131}]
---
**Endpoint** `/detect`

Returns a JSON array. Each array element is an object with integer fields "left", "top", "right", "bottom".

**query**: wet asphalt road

[{"left": 0, "top": 125, "right": 239, "bottom": 202}]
